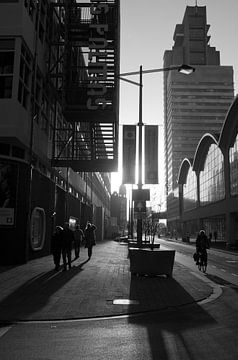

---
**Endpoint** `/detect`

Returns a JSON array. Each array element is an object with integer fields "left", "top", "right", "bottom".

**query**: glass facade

[
  {"left": 203, "top": 216, "right": 225, "bottom": 241},
  {"left": 183, "top": 167, "right": 197, "bottom": 211},
  {"left": 199, "top": 144, "right": 225, "bottom": 205},
  {"left": 229, "top": 133, "right": 238, "bottom": 196}
]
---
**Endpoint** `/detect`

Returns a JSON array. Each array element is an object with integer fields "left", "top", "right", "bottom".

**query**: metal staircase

[{"left": 48, "top": 0, "right": 120, "bottom": 171}]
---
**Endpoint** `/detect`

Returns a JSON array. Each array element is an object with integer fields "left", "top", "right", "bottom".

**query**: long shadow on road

[
  {"left": 0, "top": 260, "right": 89, "bottom": 322},
  {"left": 128, "top": 273, "right": 217, "bottom": 360}
]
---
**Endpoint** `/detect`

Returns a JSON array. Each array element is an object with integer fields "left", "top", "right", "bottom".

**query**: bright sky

[{"left": 111, "top": 0, "right": 238, "bottom": 208}]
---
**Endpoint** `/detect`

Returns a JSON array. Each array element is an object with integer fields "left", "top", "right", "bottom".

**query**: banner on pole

[
  {"left": 122, "top": 125, "right": 136, "bottom": 184},
  {"left": 144, "top": 125, "right": 158, "bottom": 184}
]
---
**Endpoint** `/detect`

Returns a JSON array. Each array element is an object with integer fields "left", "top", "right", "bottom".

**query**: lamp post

[{"left": 119, "top": 64, "right": 195, "bottom": 247}]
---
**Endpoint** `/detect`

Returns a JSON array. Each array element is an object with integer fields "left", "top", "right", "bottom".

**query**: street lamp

[{"left": 119, "top": 64, "right": 195, "bottom": 247}]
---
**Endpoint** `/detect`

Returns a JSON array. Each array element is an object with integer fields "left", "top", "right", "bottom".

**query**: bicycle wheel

[
  {"left": 197, "top": 254, "right": 202, "bottom": 271},
  {"left": 198, "top": 261, "right": 202, "bottom": 271},
  {"left": 201, "top": 260, "right": 207, "bottom": 273}
]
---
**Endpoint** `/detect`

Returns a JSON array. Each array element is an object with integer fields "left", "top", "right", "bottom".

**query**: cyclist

[{"left": 195, "top": 230, "right": 210, "bottom": 266}]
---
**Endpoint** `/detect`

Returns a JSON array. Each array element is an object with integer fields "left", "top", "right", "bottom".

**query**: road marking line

[
  {"left": 232, "top": 273, "right": 238, "bottom": 277},
  {"left": 0, "top": 326, "right": 12, "bottom": 338},
  {"left": 221, "top": 269, "right": 226, "bottom": 272}
]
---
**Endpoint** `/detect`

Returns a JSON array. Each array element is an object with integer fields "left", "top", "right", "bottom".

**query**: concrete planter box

[{"left": 128, "top": 248, "right": 175, "bottom": 277}]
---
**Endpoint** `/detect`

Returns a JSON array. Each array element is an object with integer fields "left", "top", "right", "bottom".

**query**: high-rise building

[
  {"left": 163, "top": 6, "right": 234, "bottom": 231},
  {"left": 110, "top": 185, "right": 127, "bottom": 237}
]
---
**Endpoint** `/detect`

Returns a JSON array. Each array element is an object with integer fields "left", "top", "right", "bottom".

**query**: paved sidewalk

[{"left": 0, "top": 240, "right": 212, "bottom": 322}]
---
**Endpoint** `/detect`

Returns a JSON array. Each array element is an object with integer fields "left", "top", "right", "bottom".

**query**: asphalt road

[
  {"left": 158, "top": 238, "right": 238, "bottom": 286},
  {"left": 0, "top": 287, "right": 238, "bottom": 360},
  {"left": 0, "top": 239, "right": 238, "bottom": 360}
]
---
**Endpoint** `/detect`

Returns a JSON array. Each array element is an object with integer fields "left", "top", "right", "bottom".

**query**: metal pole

[
  {"left": 137, "top": 66, "right": 143, "bottom": 247},
  {"left": 65, "top": 166, "right": 69, "bottom": 222},
  {"left": 130, "top": 184, "right": 134, "bottom": 239}
]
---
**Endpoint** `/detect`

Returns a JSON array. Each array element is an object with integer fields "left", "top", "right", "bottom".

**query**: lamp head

[{"left": 178, "top": 64, "right": 195, "bottom": 75}]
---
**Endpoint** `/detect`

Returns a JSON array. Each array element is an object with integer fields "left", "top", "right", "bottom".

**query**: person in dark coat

[
  {"left": 61, "top": 222, "right": 74, "bottom": 270},
  {"left": 196, "top": 230, "right": 210, "bottom": 266},
  {"left": 84, "top": 222, "right": 96, "bottom": 259},
  {"left": 74, "top": 224, "right": 84, "bottom": 259},
  {"left": 51, "top": 226, "right": 63, "bottom": 271}
]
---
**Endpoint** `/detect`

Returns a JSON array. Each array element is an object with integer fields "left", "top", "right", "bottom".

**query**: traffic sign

[
  {"left": 132, "top": 189, "right": 150, "bottom": 201},
  {"left": 134, "top": 201, "right": 146, "bottom": 213}
]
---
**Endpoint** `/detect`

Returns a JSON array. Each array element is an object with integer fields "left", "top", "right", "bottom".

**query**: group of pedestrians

[{"left": 51, "top": 221, "right": 96, "bottom": 271}]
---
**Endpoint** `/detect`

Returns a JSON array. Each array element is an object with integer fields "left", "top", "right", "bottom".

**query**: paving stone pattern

[{"left": 0, "top": 240, "right": 212, "bottom": 321}]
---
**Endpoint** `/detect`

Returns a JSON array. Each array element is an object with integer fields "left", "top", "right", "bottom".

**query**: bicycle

[{"left": 197, "top": 251, "right": 207, "bottom": 273}]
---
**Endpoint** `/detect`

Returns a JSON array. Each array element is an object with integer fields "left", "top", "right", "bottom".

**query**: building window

[
  {"left": 199, "top": 144, "right": 225, "bottom": 205},
  {"left": 0, "top": 39, "right": 15, "bottom": 98},
  {"left": 189, "top": 52, "right": 206, "bottom": 65},
  {"left": 0, "top": 143, "right": 10, "bottom": 156},
  {"left": 203, "top": 216, "right": 225, "bottom": 242},
  {"left": 32, "top": 69, "right": 43, "bottom": 122},
  {"left": 18, "top": 43, "right": 31, "bottom": 108},
  {"left": 229, "top": 134, "right": 238, "bottom": 196},
  {"left": 40, "top": 91, "right": 50, "bottom": 135},
  {"left": 183, "top": 167, "right": 197, "bottom": 212}
]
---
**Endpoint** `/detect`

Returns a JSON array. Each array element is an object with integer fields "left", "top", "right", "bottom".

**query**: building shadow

[{"left": 128, "top": 273, "right": 217, "bottom": 360}]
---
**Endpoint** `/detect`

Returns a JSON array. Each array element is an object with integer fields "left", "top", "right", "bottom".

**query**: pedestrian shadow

[
  {"left": 127, "top": 273, "right": 217, "bottom": 360},
  {"left": 0, "top": 265, "right": 19, "bottom": 274},
  {"left": 0, "top": 264, "right": 84, "bottom": 322},
  {"left": 76, "top": 258, "right": 90, "bottom": 267}
]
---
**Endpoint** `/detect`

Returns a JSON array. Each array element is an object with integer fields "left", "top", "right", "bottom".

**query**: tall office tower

[{"left": 163, "top": 6, "right": 234, "bottom": 231}]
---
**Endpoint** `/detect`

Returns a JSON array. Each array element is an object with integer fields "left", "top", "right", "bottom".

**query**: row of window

[
  {"left": 173, "top": 95, "right": 233, "bottom": 100},
  {"left": 171, "top": 101, "right": 231, "bottom": 107},
  {"left": 0, "top": 139, "right": 98, "bottom": 204},
  {"left": 172, "top": 108, "right": 228, "bottom": 113},
  {"left": 0, "top": 38, "right": 54, "bottom": 139},
  {"left": 0, "top": 39, "right": 14, "bottom": 98},
  {"left": 171, "top": 80, "right": 233, "bottom": 86},
  {"left": 229, "top": 135, "right": 238, "bottom": 196},
  {"left": 169, "top": 88, "right": 233, "bottom": 93}
]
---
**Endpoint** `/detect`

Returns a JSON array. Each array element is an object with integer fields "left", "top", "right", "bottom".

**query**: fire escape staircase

[{"left": 48, "top": 0, "right": 120, "bottom": 172}]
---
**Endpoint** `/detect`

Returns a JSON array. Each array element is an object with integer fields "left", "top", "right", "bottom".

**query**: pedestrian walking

[
  {"left": 61, "top": 222, "right": 74, "bottom": 270},
  {"left": 51, "top": 226, "right": 63, "bottom": 271},
  {"left": 84, "top": 221, "right": 97, "bottom": 259},
  {"left": 74, "top": 224, "right": 84, "bottom": 259}
]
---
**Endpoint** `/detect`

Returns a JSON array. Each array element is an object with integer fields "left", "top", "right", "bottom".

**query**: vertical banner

[
  {"left": 122, "top": 125, "right": 136, "bottom": 184},
  {"left": 144, "top": 125, "right": 158, "bottom": 184}
]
